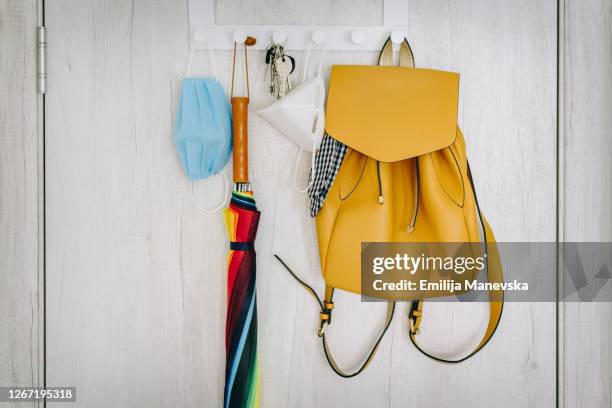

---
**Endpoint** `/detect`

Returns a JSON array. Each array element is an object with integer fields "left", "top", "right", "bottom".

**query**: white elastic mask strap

[
  {"left": 189, "top": 172, "right": 229, "bottom": 212},
  {"left": 309, "top": 139, "right": 317, "bottom": 186},
  {"left": 184, "top": 48, "right": 195, "bottom": 77},
  {"left": 313, "top": 109, "right": 324, "bottom": 148},
  {"left": 292, "top": 141, "right": 317, "bottom": 193},
  {"left": 303, "top": 43, "right": 326, "bottom": 82},
  {"left": 207, "top": 47, "right": 218, "bottom": 79},
  {"left": 184, "top": 45, "right": 217, "bottom": 79},
  {"left": 316, "top": 45, "right": 326, "bottom": 78},
  {"left": 293, "top": 148, "right": 314, "bottom": 193},
  {"left": 302, "top": 42, "right": 313, "bottom": 83}
]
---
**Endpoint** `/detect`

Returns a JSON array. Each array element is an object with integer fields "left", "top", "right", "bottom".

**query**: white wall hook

[
  {"left": 311, "top": 30, "right": 326, "bottom": 45},
  {"left": 390, "top": 30, "right": 405, "bottom": 44},
  {"left": 191, "top": 27, "right": 207, "bottom": 43},
  {"left": 350, "top": 30, "right": 365, "bottom": 44},
  {"left": 188, "top": 0, "right": 408, "bottom": 50},
  {"left": 233, "top": 30, "right": 247, "bottom": 43},
  {"left": 272, "top": 30, "right": 287, "bottom": 44}
]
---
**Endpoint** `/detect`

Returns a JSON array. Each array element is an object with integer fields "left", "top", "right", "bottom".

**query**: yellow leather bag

[{"left": 277, "top": 38, "right": 503, "bottom": 377}]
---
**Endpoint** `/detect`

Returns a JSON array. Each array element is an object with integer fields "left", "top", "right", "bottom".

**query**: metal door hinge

[{"left": 37, "top": 26, "right": 46, "bottom": 94}]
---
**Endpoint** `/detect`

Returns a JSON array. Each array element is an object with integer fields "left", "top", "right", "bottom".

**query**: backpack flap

[{"left": 325, "top": 65, "right": 459, "bottom": 162}]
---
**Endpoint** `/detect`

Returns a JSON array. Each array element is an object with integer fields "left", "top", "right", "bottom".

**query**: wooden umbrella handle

[
  {"left": 230, "top": 39, "right": 255, "bottom": 185},
  {"left": 231, "top": 96, "right": 249, "bottom": 183}
]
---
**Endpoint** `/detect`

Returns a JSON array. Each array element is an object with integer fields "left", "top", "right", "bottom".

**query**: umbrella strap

[
  {"left": 274, "top": 255, "right": 396, "bottom": 378},
  {"left": 230, "top": 242, "right": 254, "bottom": 251}
]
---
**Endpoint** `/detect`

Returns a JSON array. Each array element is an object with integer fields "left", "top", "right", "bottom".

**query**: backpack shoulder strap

[
  {"left": 409, "top": 300, "right": 502, "bottom": 363},
  {"left": 408, "top": 162, "right": 504, "bottom": 362},
  {"left": 322, "top": 295, "right": 396, "bottom": 378},
  {"left": 317, "top": 286, "right": 395, "bottom": 378},
  {"left": 274, "top": 255, "right": 396, "bottom": 378}
]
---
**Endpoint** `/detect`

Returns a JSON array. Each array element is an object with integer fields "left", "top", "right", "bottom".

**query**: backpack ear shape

[
  {"left": 399, "top": 39, "right": 415, "bottom": 67},
  {"left": 377, "top": 37, "right": 393, "bottom": 66},
  {"left": 377, "top": 37, "right": 415, "bottom": 67}
]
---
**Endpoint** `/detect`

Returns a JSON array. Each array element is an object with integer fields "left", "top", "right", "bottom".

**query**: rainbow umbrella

[
  {"left": 224, "top": 39, "right": 259, "bottom": 408},
  {"left": 223, "top": 191, "right": 260, "bottom": 408}
]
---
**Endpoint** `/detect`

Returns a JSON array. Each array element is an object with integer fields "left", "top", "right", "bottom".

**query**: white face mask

[{"left": 257, "top": 44, "right": 326, "bottom": 192}]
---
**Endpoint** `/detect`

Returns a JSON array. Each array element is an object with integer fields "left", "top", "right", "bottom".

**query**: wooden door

[
  {"left": 37, "top": 0, "right": 574, "bottom": 407},
  {"left": 0, "top": 2, "right": 43, "bottom": 408}
]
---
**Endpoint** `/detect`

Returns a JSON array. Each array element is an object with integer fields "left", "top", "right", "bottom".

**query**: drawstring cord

[
  {"left": 376, "top": 161, "right": 384, "bottom": 204},
  {"left": 376, "top": 159, "right": 419, "bottom": 233},
  {"left": 407, "top": 157, "right": 419, "bottom": 233}
]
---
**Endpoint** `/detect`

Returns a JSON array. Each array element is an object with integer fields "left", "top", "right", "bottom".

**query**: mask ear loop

[
  {"left": 302, "top": 42, "right": 312, "bottom": 83},
  {"left": 293, "top": 148, "right": 308, "bottom": 192},
  {"left": 292, "top": 145, "right": 315, "bottom": 193},
  {"left": 293, "top": 44, "right": 326, "bottom": 193},
  {"left": 184, "top": 48, "right": 195, "bottom": 77},
  {"left": 301, "top": 42, "right": 326, "bottom": 82},
  {"left": 189, "top": 172, "right": 229, "bottom": 213},
  {"left": 316, "top": 44, "right": 326, "bottom": 78},
  {"left": 184, "top": 44, "right": 218, "bottom": 80}
]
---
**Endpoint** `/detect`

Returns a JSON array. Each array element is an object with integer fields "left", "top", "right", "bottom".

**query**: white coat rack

[{"left": 187, "top": 0, "right": 409, "bottom": 50}]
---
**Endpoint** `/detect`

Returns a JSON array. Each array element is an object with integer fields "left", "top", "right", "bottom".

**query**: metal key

[{"left": 275, "top": 56, "right": 293, "bottom": 98}]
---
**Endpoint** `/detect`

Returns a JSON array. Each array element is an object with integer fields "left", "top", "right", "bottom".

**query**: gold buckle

[
  {"left": 409, "top": 309, "right": 422, "bottom": 335},
  {"left": 409, "top": 318, "right": 420, "bottom": 335},
  {"left": 317, "top": 321, "right": 328, "bottom": 337}
]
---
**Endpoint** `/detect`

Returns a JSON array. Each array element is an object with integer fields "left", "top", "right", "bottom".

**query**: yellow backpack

[{"left": 276, "top": 38, "right": 503, "bottom": 377}]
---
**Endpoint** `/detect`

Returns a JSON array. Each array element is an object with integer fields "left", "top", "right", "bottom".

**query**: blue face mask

[{"left": 174, "top": 78, "right": 232, "bottom": 180}]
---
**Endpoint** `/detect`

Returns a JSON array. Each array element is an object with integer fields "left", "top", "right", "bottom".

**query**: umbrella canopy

[{"left": 224, "top": 191, "right": 260, "bottom": 408}]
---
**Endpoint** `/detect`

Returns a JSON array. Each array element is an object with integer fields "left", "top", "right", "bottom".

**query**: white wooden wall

[
  {"left": 0, "top": 1, "right": 42, "bottom": 407},
  {"left": 561, "top": 0, "right": 612, "bottom": 406},
  {"left": 0, "top": 0, "right": 610, "bottom": 407}
]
